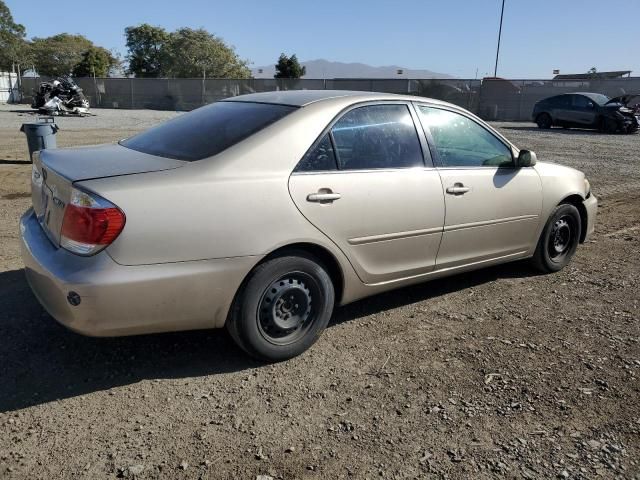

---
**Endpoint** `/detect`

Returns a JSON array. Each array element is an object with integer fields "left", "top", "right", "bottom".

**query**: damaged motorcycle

[{"left": 32, "top": 77, "right": 90, "bottom": 115}]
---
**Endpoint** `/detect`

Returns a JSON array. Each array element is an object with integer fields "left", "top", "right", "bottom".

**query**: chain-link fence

[{"left": 18, "top": 76, "right": 640, "bottom": 121}]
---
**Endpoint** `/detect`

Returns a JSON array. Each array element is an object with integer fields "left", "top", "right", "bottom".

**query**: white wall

[{"left": 0, "top": 72, "right": 20, "bottom": 103}]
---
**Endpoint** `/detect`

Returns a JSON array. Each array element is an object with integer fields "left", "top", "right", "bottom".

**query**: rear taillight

[{"left": 61, "top": 188, "right": 125, "bottom": 255}]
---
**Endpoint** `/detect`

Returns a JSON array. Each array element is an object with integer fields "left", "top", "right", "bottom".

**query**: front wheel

[
  {"left": 227, "top": 252, "right": 335, "bottom": 361},
  {"left": 531, "top": 204, "right": 582, "bottom": 273},
  {"left": 600, "top": 117, "right": 618, "bottom": 133}
]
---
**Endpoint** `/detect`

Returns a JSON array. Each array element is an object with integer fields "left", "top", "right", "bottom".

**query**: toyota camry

[{"left": 21, "top": 90, "right": 597, "bottom": 361}]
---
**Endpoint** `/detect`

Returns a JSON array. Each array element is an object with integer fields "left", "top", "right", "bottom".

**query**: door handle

[
  {"left": 307, "top": 189, "right": 341, "bottom": 203},
  {"left": 446, "top": 184, "right": 470, "bottom": 195}
]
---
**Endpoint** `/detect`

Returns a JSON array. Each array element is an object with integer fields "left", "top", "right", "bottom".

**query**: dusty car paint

[{"left": 21, "top": 90, "right": 597, "bottom": 337}]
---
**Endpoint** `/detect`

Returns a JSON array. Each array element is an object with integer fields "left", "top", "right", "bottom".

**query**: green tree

[
  {"left": 31, "top": 33, "right": 94, "bottom": 76},
  {"left": 274, "top": 53, "right": 306, "bottom": 79},
  {"left": 125, "top": 24, "right": 168, "bottom": 77},
  {"left": 72, "top": 46, "right": 118, "bottom": 77},
  {"left": 161, "top": 28, "right": 250, "bottom": 78},
  {"left": 0, "top": 0, "right": 31, "bottom": 71}
]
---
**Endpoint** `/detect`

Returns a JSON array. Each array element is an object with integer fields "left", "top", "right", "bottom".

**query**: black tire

[
  {"left": 536, "top": 113, "right": 552, "bottom": 129},
  {"left": 227, "top": 252, "right": 335, "bottom": 361},
  {"left": 601, "top": 117, "right": 618, "bottom": 134},
  {"left": 531, "top": 204, "right": 582, "bottom": 273},
  {"left": 624, "top": 120, "right": 638, "bottom": 134}
]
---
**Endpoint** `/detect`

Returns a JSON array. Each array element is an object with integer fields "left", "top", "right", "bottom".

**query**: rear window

[
  {"left": 120, "top": 101, "right": 297, "bottom": 161},
  {"left": 552, "top": 95, "right": 571, "bottom": 107}
]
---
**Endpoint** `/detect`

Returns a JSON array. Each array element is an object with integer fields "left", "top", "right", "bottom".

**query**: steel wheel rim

[
  {"left": 256, "top": 272, "right": 320, "bottom": 346},
  {"left": 548, "top": 216, "right": 573, "bottom": 260}
]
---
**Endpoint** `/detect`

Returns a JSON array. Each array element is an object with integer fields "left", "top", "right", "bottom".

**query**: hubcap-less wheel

[
  {"left": 531, "top": 203, "right": 582, "bottom": 274},
  {"left": 547, "top": 215, "right": 575, "bottom": 263},
  {"left": 548, "top": 216, "right": 573, "bottom": 261},
  {"left": 227, "top": 253, "right": 335, "bottom": 361},
  {"left": 257, "top": 273, "right": 319, "bottom": 345}
]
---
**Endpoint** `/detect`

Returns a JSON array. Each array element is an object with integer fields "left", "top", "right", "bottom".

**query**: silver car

[{"left": 20, "top": 91, "right": 597, "bottom": 361}]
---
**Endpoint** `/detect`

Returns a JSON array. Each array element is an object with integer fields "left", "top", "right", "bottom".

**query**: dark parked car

[{"left": 532, "top": 92, "right": 639, "bottom": 133}]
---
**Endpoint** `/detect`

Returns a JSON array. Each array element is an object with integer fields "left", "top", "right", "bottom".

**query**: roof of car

[
  {"left": 543, "top": 92, "right": 611, "bottom": 103},
  {"left": 222, "top": 89, "right": 446, "bottom": 107}
]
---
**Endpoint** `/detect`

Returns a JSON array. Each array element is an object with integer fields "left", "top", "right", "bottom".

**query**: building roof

[{"left": 553, "top": 70, "right": 631, "bottom": 80}]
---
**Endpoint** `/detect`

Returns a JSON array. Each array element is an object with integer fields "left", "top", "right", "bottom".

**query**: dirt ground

[{"left": 0, "top": 106, "right": 638, "bottom": 479}]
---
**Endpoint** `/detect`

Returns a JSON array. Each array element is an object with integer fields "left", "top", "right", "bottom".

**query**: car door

[
  {"left": 570, "top": 94, "right": 598, "bottom": 126},
  {"left": 552, "top": 95, "right": 574, "bottom": 124},
  {"left": 288, "top": 102, "right": 445, "bottom": 285},
  {"left": 415, "top": 104, "right": 542, "bottom": 269}
]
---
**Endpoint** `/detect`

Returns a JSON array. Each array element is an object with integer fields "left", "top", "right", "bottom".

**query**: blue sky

[{"left": 6, "top": 0, "right": 639, "bottom": 78}]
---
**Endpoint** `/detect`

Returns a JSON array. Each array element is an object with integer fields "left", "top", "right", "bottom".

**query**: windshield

[
  {"left": 584, "top": 93, "right": 610, "bottom": 106},
  {"left": 121, "top": 101, "right": 297, "bottom": 161}
]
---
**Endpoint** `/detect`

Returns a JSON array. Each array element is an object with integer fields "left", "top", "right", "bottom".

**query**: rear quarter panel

[{"left": 83, "top": 168, "right": 334, "bottom": 261}]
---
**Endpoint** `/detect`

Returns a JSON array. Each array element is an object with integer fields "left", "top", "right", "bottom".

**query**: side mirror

[{"left": 517, "top": 149, "right": 537, "bottom": 167}]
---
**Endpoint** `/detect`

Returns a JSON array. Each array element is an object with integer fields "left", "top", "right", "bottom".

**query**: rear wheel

[
  {"left": 227, "top": 252, "right": 335, "bottom": 361},
  {"left": 531, "top": 204, "right": 581, "bottom": 273},
  {"left": 536, "top": 113, "right": 552, "bottom": 129}
]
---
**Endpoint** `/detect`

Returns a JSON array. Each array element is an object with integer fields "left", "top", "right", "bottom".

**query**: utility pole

[
  {"left": 201, "top": 66, "right": 206, "bottom": 106},
  {"left": 493, "top": 0, "right": 505, "bottom": 77}
]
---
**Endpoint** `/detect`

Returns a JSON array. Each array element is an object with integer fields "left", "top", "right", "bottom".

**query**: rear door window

[
  {"left": 330, "top": 104, "right": 424, "bottom": 170},
  {"left": 121, "top": 101, "right": 297, "bottom": 161},
  {"left": 296, "top": 134, "right": 338, "bottom": 172}
]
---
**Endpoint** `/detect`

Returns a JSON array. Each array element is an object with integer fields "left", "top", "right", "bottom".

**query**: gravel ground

[{"left": 0, "top": 106, "right": 638, "bottom": 479}]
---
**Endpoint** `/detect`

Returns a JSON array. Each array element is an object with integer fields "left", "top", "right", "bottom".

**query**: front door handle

[
  {"left": 446, "top": 183, "right": 471, "bottom": 195},
  {"left": 307, "top": 189, "right": 341, "bottom": 203}
]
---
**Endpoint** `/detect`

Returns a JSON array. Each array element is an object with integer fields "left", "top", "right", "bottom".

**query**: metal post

[
  {"left": 129, "top": 77, "right": 134, "bottom": 109},
  {"left": 202, "top": 67, "right": 206, "bottom": 106},
  {"left": 16, "top": 63, "right": 22, "bottom": 103},
  {"left": 494, "top": 0, "right": 505, "bottom": 77},
  {"left": 92, "top": 66, "right": 100, "bottom": 107}
]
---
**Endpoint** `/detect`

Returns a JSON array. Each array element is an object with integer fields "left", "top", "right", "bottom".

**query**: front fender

[{"left": 529, "top": 161, "right": 589, "bottom": 253}]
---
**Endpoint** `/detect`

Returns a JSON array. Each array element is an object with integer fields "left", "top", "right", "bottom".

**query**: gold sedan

[{"left": 21, "top": 91, "right": 597, "bottom": 361}]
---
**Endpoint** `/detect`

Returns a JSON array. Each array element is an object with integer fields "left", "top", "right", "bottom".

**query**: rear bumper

[
  {"left": 583, "top": 194, "right": 597, "bottom": 242},
  {"left": 20, "top": 209, "right": 258, "bottom": 336}
]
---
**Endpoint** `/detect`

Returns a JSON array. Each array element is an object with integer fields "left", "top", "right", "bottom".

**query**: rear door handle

[
  {"left": 307, "top": 190, "right": 341, "bottom": 203},
  {"left": 446, "top": 184, "right": 470, "bottom": 195}
]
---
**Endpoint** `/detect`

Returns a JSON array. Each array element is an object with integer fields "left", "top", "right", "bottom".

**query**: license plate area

[{"left": 37, "top": 183, "right": 58, "bottom": 244}]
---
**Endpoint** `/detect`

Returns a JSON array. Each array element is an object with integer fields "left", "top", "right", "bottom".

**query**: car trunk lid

[{"left": 31, "top": 143, "right": 186, "bottom": 247}]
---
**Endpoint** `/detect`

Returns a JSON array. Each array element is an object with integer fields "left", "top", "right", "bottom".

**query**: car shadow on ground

[
  {"left": 0, "top": 159, "right": 30, "bottom": 165},
  {"left": 0, "top": 262, "right": 542, "bottom": 412}
]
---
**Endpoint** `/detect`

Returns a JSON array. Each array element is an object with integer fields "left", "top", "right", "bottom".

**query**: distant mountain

[{"left": 251, "top": 59, "right": 451, "bottom": 79}]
